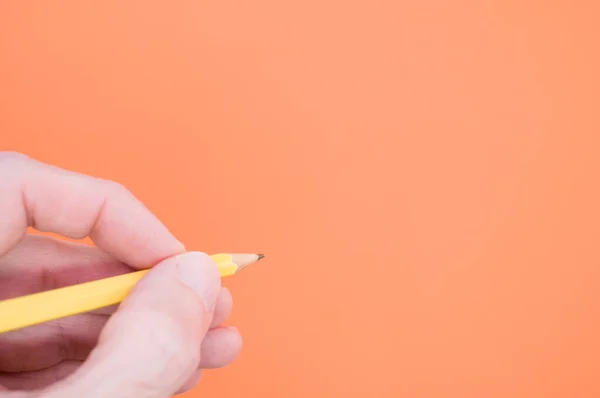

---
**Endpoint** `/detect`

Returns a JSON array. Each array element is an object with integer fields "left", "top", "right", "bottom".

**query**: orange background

[{"left": 1, "top": 1, "right": 600, "bottom": 397}]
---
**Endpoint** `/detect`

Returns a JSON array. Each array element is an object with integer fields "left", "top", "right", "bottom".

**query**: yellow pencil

[{"left": 0, "top": 253, "right": 262, "bottom": 334}]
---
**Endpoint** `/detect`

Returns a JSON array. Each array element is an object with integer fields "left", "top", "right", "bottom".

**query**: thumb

[{"left": 44, "top": 252, "right": 220, "bottom": 398}]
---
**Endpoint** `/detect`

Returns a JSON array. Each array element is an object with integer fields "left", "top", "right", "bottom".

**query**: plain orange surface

[{"left": 1, "top": 1, "right": 600, "bottom": 397}]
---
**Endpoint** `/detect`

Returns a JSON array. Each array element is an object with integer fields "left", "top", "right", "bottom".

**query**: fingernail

[{"left": 175, "top": 252, "right": 220, "bottom": 312}]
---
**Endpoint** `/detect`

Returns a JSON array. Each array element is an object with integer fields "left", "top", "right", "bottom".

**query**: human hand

[{"left": 0, "top": 152, "right": 242, "bottom": 397}]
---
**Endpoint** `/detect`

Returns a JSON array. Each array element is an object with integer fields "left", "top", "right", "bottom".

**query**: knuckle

[
  {"left": 0, "top": 151, "right": 28, "bottom": 163},
  {"left": 103, "top": 179, "right": 131, "bottom": 198},
  {"left": 0, "top": 151, "right": 30, "bottom": 170}
]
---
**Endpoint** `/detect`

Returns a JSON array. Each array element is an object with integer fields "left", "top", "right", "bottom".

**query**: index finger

[{"left": 0, "top": 152, "right": 185, "bottom": 267}]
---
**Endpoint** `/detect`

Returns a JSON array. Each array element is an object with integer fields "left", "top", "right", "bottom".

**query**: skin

[{"left": 0, "top": 152, "right": 242, "bottom": 397}]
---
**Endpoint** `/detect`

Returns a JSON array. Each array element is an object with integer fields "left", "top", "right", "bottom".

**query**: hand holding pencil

[{"left": 0, "top": 153, "right": 254, "bottom": 397}]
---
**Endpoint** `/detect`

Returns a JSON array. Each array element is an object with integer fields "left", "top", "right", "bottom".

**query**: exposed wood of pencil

[{"left": 0, "top": 253, "right": 263, "bottom": 334}]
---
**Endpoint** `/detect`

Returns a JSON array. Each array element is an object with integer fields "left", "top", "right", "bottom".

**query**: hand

[{"left": 0, "top": 152, "right": 242, "bottom": 397}]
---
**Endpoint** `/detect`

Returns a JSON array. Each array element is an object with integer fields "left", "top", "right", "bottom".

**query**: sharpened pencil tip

[{"left": 231, "top": 253, "right": 264, "bottom": 273}]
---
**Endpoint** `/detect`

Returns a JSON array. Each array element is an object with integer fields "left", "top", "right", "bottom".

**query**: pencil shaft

[
  {"left": 0, "top": 253, "right": 246, "bottom": 334},
  {"left": 0, "top": 271, "right": 150, "bottom": 334}
]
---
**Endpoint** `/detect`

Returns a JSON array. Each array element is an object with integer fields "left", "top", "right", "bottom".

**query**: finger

[
  {"left": 0, "top": 314, "right": 107, "bottom": 372},
  {"left": 0, "top": 361, "right": 81, "bottom": 391},
  {"left": 0, "top": 319, "right": 238, "bottom": 374},
  {"left": 0, "top": 288, "right": 231, "bottom": 372},
  {"left": 0, "top": 152, "right": 184, "bottom": 265},
  {"left": 198, "top": 327, "right": 242, "bottom": 369},
  {"left": 0, "top": 235, "right": 131, "bottom": 301},
  {"left": 42, "top": 252, "right": 220, "bottom": 398},
  {"left": 176, "top": 327, "right": 243, "bottom": 396},
  {"left": 210, "top": 287, "right": 233, "bottom": 328}
]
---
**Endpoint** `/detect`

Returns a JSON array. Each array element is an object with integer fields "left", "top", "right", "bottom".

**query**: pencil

[{"left": 0, "top": 253, "right": 262, "bottom": 334}]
